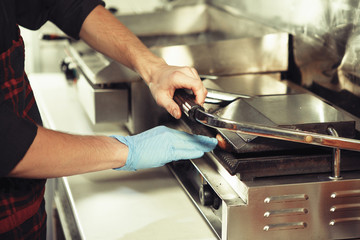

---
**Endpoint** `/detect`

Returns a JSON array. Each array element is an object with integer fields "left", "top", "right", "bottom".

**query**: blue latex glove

[{"left": 112, "top": 126, "right": 218, "bottom": 171}]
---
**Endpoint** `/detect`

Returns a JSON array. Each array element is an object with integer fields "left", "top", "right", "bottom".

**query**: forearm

[
  {"left": 8, "top": 126, "right": 127, "bottom": 178},
  {"left": 79, "top": 5, "right": 207, "bottom": 119},
  {"left": 79, "top": 5, "right": 165, "bottom": 85}
]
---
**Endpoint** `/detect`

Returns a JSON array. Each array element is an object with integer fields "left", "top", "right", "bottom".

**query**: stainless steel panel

[
  {"left": 153, "top": 33, "right": 289, "bottom": 76},
  {"left": 54, "top": 177, "right": 84, "bottom": 239},
  {"left": 238, "top": 174, "right": 360, "bottom": 240},
  {"left": 66, "top": 42, "right": 140, "bottom": 85},
  {"left": 242, "top": 94, "right": 353, "bottom": 126},
  {"left": 170, "top": 155, "right": 360, "bottom": 240},
  {"left": 124, "top": 80, "right": 170, "bottom": 134},
  {"left": 118, "top": 2, "right": 278, "bottom": 47},
  {"left": 209, "top": 0, "right": 360, "bottom": 102},
  {"left": 73, "top": 3, "right": 285, "bottom": 85},
  {"left": 202, "top": 73, "right": 288, "bottom": 97},
  {"left": 71, "top": 31, "right": 289, "bottom": 85},
  {"left": 76, "top": 75, "right": 129, "bottom": 124},
  {"left": 117, "top": 4, "right": 208, "bottom": 37}
]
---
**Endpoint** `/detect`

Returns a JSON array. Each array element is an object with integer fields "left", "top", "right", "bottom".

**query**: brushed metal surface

[
  {"left": 70, "top": 31, "right": 288, "bottom": 85},
  {"left": 124, "top": 80, "right": 170, "bottom": 134},
  {"left": 70, "top": 3, "right": 285, "bottom": 85},
  {"left": 118, "top": 4, "right": 208, "bottom": 37},
  {"left": 263, "top": 208, "right": 308, "bottom": 218},
  {"left": 202, "top": 73, "right": 287, "bottom": 97},
  {"left": 76, "top": 75, "right": 129, "bottom": 124},
  {"left": 54, "top": 177, "right": 84, "bottom": 240},
  {"left": 217, "top": 94, "right": 354, "bottom": 128},
  {"left": 170, "top": 155, "right": 360, "bottom": 239},
  {"left": 153, "top": 33, "right": 288, "bottom": 76},
  {"left": 208, "top": 0, "right": 360, "bottom": 119},
  {"left": 66, "top": 41, "right": 140, "bottom": 85}
]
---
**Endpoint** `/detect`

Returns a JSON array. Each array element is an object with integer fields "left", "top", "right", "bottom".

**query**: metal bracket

[{"left": 327, "top": 127, "right": 342, "bottom": 180}]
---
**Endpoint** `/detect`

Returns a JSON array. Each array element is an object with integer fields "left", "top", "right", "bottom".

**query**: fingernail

[{"left": 172, "top": 109, "right": 179, "bottom": 119}]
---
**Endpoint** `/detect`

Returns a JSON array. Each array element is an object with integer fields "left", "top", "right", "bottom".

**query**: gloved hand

[{"left": 112, "top": 126, "right": 218, "bottom": 171}]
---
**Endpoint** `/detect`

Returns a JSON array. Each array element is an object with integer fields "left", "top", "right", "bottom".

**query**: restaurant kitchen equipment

[{"left": 60, "top": 0, "right": 360, "bottom": 239}]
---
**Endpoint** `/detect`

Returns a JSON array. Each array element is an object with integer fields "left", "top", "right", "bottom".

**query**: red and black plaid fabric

[
  {"left": 0, "top": 0, "right": 104, "bottom": 238},
  {"left": 0, "top": 30, "right": 47, "bottom": 239},
  {"left": 0, "top": 32, "right": 41, "bottom": 124}
]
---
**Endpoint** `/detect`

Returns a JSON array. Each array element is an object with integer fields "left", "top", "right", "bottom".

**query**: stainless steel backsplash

[{"left": 208, "top": 0, "right": 360, "bottom": 97}]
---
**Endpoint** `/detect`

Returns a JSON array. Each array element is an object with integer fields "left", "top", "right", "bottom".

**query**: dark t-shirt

[
  {"left": 0, "top": 0, "right": 103, "bottom": 53},
  {"left": 0, "top": 0, "right": 102, "bottom": 236},
  {"left": 0, "top": 0, "right": 103, "bottom": 176}
]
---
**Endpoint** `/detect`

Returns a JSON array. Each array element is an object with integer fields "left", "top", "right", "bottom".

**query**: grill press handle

[
  {"left": 174, "top": 89, "right": 204, "bottom": 121},
  {"left": 174, "top": 89, "right": 360, "bottom": 153}
]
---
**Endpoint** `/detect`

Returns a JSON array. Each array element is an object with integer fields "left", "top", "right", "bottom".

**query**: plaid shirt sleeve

[
  {"left": 0, "top": 0, "right": 104, "bottom": 176},
  {"left": 0, "top": 0, "right": 107, "bottom": 237},
  {"left": 0, "top": 21, "right": 47, "bottom": 238}
]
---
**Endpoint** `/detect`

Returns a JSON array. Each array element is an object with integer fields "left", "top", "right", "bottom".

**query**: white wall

[{"left": 21, "top": 23, "right": 67, "bottom": 74}]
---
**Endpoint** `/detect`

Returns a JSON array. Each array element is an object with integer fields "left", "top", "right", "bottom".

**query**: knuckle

[
  {"left": 203, "top": 87, "right": 208, "bottom": 96},
  {"left": 190, "top": 67, "right": 198, "bottom": 74},
  {"left": 170, "top": 70, "right": 182, "bottom": 80},
  {"left": 193, "top": 81, "right": 204, "bottom": 91}
]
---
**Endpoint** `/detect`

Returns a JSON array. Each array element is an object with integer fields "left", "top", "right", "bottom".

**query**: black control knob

[
  {"left": 212, "top": 195, "right": 221, "bottom": 210},
  {"left": 199, "top": 184, "right": 213, "bottom": 206},
  {"left": 61, "top": 57, "right": 77, "bottom": 81}
]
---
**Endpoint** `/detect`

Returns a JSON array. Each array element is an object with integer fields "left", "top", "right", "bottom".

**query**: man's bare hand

[
  {"left": 148, "top": 64, "right": 207, "bottom": 119},
  {"left": 80, "top": 6, "right": 207, "bottom": 119}
]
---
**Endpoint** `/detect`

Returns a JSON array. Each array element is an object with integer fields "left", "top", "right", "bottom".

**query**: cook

[{"left": 0, "top": 0, "right": 218, "bottom": 238}]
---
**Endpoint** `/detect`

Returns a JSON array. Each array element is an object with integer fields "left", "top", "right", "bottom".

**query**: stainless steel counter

[{"left": 29, "top": 73, "right": 216, "bottom": 240}]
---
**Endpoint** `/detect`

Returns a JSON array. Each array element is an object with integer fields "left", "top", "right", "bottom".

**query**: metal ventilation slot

[
  {"left": 264, "top": 208, "right": 308, "bottom": 217},
  {"left": 330, "top": 203, "right": 360, "bottom": 212},
  {"left": 264, "top": 194, "right": 309, "bottom": 203},
  {"left": 263, "top": 222, "right": 307, "bottom": 231},
  {"left": 330, "top": 189, "right": 360, "bottom": 198},
  {"left": 329, "top": 217, "right": 360, "bottom": 226}
]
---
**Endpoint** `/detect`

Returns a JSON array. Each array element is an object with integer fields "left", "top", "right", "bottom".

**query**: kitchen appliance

[
  {"left": 62, "top": 1, "right": 360, "bottom": 239},
  {"left": 170, "top": 77, "right": 360, "bottom": 239}
]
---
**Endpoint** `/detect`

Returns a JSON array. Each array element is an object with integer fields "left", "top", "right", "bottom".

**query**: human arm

[
  {"left": 78, "top": 5, "right": 207, "bottom": 119},
  {"left": 8, "top": 125, "right": 217, "bottom": 178},
  {"left": 6, "top": 1, "right": 216, "bottom": 178},
  {"left": 112, "top": 126, "right": 218, "bottom": 171},
  {"left": 8, "top": 126, "right": 128, "bottom": 178}
]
